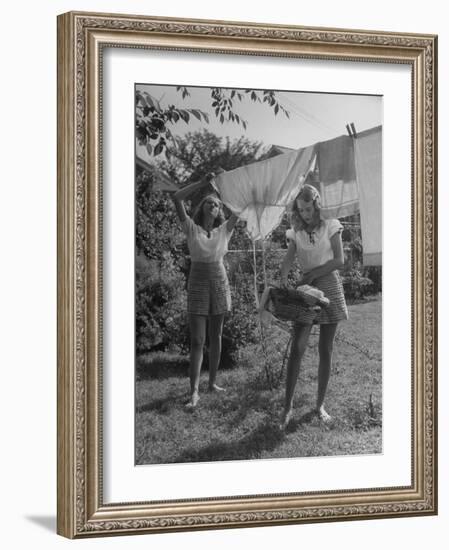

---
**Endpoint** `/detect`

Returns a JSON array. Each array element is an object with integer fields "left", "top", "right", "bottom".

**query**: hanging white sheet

[
  {"left": 354, "top": 126, "right": 382, "bottom": 266},
  {"left": 214, "top": 145, "right": 315, "bottom": 241}
]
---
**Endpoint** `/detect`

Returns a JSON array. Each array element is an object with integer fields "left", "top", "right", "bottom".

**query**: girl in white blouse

[
  {"left": 173, "top": 174, "right": 238, "bottom": 409},
  {"left": 279, "top": 184, "right": 348, "bottom": 429}
]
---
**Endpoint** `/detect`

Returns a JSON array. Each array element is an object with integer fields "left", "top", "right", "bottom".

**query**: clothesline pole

[
  {"left": 252, "top": 240, "right": 259, "bottom": 309},
  {"left": 261, "top": 239, "right": 268, "bottom": 289}
]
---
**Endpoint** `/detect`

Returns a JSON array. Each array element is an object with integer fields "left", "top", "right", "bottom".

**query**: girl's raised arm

[
  {"left": 172, "top": 174, "right": 213, "bottom": 222},
  {"left": 172, "top": 192, "right": 188, "bottom": 222},
  {"left": 226, "top": 213, "right": 239, "bottom": 232}
]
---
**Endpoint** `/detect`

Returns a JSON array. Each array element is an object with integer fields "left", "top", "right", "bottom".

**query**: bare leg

[
  {"left": 208, "top": 314, "right": 225, "bottom": 391},
  {"left": 316, "top": 323, "right": 338, "bottom": 421},
  {"left": 186, "top": 314, "right": 207, "bottom": 408},
  {"left": 281, "top": 324, "right": 312, "bottom": 428}
]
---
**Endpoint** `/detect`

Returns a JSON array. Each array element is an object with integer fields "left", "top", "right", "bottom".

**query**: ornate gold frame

[{"left": 57, "top": 11, "right": 438, "bottom": 538}]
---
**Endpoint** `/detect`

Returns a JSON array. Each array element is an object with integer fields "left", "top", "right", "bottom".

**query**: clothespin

[{"left": 346, "top": 122, "right": 358, "bottom": 139}]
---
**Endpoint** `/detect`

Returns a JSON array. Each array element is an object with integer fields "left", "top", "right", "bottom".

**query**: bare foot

[
  {"left": 185, "top": 392, "right": 200, "bottom": 409},
  {"left": 279, "top": 408, "right": 293, "bottom": 431},
  {"left": 315, "top": 406, "right": 332, "bottom": 423},
  {"left": 208, "top": 383, "right": 225, "bottom": 392}
]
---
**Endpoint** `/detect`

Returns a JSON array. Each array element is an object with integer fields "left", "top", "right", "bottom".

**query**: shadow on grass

[
  {"left": 224, "top": 389, "right": 275, "bottom": 429},
  {"left": 283, "top": 406, "right": 382, "bottom": 434},
  {"left": 280, "top": 409, "right": 322, "bottom": 433},
  {"left": 174, "top": 421, "right": 284, "bottom": 463},
  {"left": 136, "top": 394, "right": 183, "bottom": 414},
  {"left": 137, "top": 355, "right": 189, "bottom": 380}
]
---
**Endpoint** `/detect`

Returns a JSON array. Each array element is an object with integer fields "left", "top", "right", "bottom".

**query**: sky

[{"left": 136, "top": 83, "right": 382, "bottom": 163}]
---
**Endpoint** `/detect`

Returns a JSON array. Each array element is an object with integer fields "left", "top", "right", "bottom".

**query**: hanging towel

[
  {"left": 315, "top": 135, "right": 359, "bottom": 219},
  {"left": 354, "top": 126, "right": 382, "bottom": 265},
  {"left": 214, "top": 145, "right": 315, "bottom": 241}
]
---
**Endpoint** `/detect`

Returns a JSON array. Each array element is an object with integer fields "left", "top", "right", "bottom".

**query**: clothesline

[
  {"left": 213, "top": 125, "right": 382, "bottom": 321},
  {"left": 215, "top": 125, "right": 382, "bottom": 266}
]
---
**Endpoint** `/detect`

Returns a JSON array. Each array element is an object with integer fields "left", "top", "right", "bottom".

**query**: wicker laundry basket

[{"left": 268, "top": 286, "right": 329, "bottom": 323}]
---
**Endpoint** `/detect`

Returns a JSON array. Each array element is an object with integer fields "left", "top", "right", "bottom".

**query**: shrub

[
  {"left": 363, "top": 265, "right": 382, "bottom": 294},
  {"left": 135, "top": 171, "right": 186, "bottom": 266},
  {"left": 341, "top": 266, "right": 375, "bottom": 302},
  {"left": 211, "top": 266, "right": 257, "bottom": 367},
  {"left": 136, "top": 253, "right": 189, "bottom": 353},
  {"left": 221, "top": 244, "right": 286, "bottom": 366}
]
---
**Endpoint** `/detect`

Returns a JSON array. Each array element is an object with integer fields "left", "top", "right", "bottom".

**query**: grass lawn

[{"left": 135, "top": 298, "right": 382, "bottom": 465}]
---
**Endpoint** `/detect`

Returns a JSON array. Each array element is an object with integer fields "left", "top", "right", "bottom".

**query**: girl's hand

[
  {"left": 204, "top": 172, "right": 220, "bottom": 194},
  {"left": 199, "top": 172, "right": 215, "bottom": 188},
  {"left": 210, "top": 176, "right": 219, "bottom": 194}
]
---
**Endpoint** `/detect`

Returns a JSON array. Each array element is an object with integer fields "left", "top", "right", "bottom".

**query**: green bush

[
  {"left": 221, "top": 268, "right": 259, "bottom": 365},
  {"left": 341, "top": 267, "right": 375, "bottom": 302},
  {"left": 363, "top": 265, "right": 382, "bottom": 294},
  {"left": 135, "top": 167, "right": 191, "bottom": 353},
  {"left": 136, "top": 253, "right": 189, "bottom": 354},
  {"left": 136, "top": 171, "right": 186, "bottom": 265}
]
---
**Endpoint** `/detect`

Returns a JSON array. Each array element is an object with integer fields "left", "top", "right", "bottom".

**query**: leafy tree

[
  {"left": 136, "top": 90, "right": 210, "bottom": 158},
  {"left": 136, "top": 87, "right": 289, "bottom": 156},
  {"left": 158, "top": 129, "right": 264, "bottom": 184}
]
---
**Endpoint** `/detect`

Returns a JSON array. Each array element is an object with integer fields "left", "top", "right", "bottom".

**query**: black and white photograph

[
  {"left": 135, "top": 83, "right": 383, "bottom": 466},
  {"left": 1, "top": 0, "right": 444, "bottom": 543}
]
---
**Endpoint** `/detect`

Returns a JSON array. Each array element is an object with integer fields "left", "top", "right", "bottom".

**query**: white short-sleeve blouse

[
  {"left": 286, "top": 219, "right": 343, "bottom": 271},
  {"left": 181, "top": 217, "right": 233, "bottom": 263}
]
